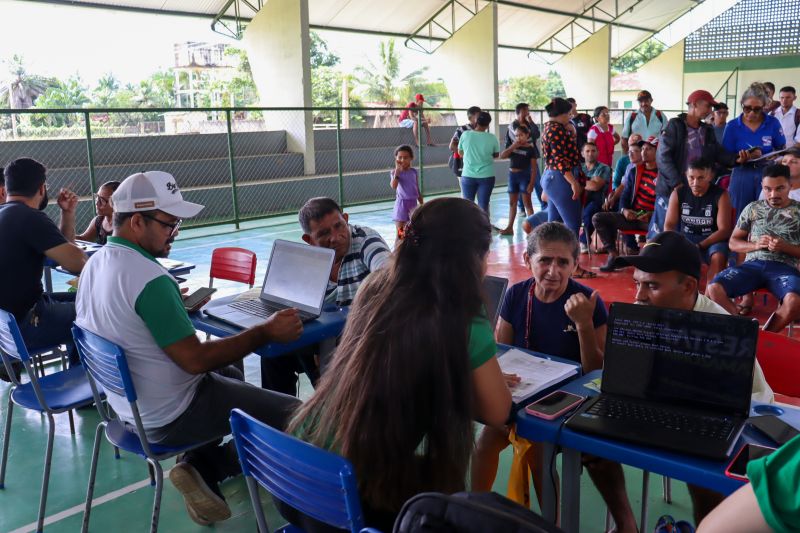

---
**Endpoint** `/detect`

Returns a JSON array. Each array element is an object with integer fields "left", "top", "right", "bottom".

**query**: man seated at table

[
  {"left": 0, "top": 158, "right": 86, "bottom": 381},
  {"left": 593, "top": 136, "right": 659, "bottom": 271},
  {"left": 260, "top": 197, "right": 392, "bottom": 395},
  {"left": 75, "top": 170, "right": 303, "bottom": 525},
  {"left": 707, "top": 164, "right": 800, "bottom": 332},
  {"left": 664, "top": 157, "right": 732, "bottom": 283},
  {"left": 608, "top": 231, "right": 773, "bottom": 527}
]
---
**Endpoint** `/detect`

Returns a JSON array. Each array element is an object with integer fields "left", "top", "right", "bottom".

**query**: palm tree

[
  {"left": 1, "top": 55, "right": 54, "bottom": 137},
  {"left": 354, "top": 39, "right": 427, "bottom": 108}
]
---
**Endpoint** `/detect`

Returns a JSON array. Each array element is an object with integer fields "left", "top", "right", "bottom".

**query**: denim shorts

[
  {"left": 507, "top": 169, "right": 532, "bottom": 194},
  {"left": 684, "top": 234, "right": 729, "bottom": 264},
  {"left": 712, "top": 259, "right": 800, "bottom": 301}
]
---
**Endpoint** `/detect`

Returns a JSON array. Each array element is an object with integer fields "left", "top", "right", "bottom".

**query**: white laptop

[{"left": 204, "top": 239, "right": 335, "bottom": 328}]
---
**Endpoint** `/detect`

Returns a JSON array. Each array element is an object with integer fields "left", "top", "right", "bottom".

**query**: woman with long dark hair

[
  {"left": 286, "top": 197, "right": 512, "bottom": 531},
  {"left": 541, "top": 97, "right": 583, "bottom": 235}
]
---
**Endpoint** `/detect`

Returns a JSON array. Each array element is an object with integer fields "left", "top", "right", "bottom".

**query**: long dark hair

[{"left": 288, "top": 197, "right": 492, "bottom": 512}]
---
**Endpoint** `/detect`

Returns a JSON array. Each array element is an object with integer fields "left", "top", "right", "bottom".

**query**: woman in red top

[{"left": 586, "top": 106, "right": 620, "bottom": 167}]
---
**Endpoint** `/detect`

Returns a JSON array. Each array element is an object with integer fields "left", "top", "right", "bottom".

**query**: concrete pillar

[
  {"left": 638, "top": 40, "right": 685, "bottom": 111},
  {"left": 555, "top": 25, "right": 611, "bottom": 110},
  {"left": 433, "top": 3, "right": 499, "bottom": 134},
  {"left": 243, "top": 0, "right": 315, "bottom": 174}
]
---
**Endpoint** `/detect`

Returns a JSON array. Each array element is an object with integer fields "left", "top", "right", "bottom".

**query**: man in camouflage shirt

[{"left": 708, "top": 164, "right": 800, "bottom": 332}]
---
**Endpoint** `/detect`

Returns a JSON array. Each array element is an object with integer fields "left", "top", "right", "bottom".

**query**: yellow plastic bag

[{"left": 506, "top": 424, "right": 534, "bottom": 507}]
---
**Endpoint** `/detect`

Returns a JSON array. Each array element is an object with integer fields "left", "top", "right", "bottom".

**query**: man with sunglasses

[
  {"left": 651, "top": 90, "right": 750, "bottom": 238},
  {"left": 76, "top": 171, "right": 304, "bottom": 525},
  {"left": 0, "top": 158, "right": 87, "bottom": 381}
]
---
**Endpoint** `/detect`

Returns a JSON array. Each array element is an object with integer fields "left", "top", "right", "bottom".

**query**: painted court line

[{"left": 9, "top": 470, "right": 171, "bottom": 533}]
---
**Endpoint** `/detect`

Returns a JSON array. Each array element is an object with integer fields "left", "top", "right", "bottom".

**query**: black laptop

[
  {"left": 483, "top": 275, "right": 509, "bottom": 329},
  {"left": 566, "top": 302, "right": 759, "bottom": 460}
]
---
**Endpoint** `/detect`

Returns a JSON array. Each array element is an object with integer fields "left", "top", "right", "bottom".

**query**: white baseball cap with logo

[{"left": 112, "top": 171, "right": 204, "bottom": 218}]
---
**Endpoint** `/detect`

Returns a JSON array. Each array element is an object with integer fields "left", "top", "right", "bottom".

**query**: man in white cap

[{"left": 76, "top": 171, "right": 303, "bottom": 525}]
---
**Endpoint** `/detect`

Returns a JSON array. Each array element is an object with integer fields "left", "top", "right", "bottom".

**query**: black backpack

[{"left": 392, "top": 492, "right": 565, "bottom": 533}]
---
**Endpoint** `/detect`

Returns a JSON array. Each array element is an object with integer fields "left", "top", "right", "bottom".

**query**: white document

[{"left": 498, "top": 348, "right": 579, "bottom": 404}]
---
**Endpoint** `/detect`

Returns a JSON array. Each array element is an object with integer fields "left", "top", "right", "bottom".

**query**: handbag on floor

[{"left": 392, "top": 491, "right": 564, "bottom": 533}]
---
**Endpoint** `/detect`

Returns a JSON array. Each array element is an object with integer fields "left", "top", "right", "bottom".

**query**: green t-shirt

[
  {"left": 458, "top": 130, "right": 501, "bottom": 178},
  {"left": 737, "top": 199, "right": 800, "bottom": 268},
  {"left": 748, "top": 433, "right": 800, "bottom": 533}
]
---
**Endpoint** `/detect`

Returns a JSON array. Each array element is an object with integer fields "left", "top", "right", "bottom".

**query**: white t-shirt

[
  {"left": 76, "top": 237, "right": 201, "bottom": 429},
  {"left": 694, "top": 293, "right": 774, "bottom": 404},
  {"left": 771, "top": 106, "right": 800, "bottom": 144}
]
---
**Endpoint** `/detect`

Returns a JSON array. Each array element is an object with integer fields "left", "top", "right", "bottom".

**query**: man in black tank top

[{"left": 664, "top": 157, "right": 732, "bottom": 282}]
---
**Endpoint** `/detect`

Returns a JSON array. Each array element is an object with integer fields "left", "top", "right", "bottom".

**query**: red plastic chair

[
  {"left": 209, "top": 247, "right": 258, "bottom": 288},
  {"left": 756, "top": 330, "right": 800, "bottom": 406}
]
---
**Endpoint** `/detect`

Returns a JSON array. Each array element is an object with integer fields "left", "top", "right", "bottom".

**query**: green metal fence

[{"left": 0, "top": 106, "right": 680, "bottom": 232}]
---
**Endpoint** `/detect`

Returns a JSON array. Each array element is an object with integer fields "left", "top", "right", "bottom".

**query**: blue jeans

[
  {"left": 18, "top": 292, "right": 79, "bottom": 365},
  {"left": 648, "top": 195, "right": 669, "bottom": 239},
  {"left": 460, "top": 176, "right": 496, "bottom": 213},
  {"left": 525, "top": 210, "right": 552, "bottom": 231},
  {"left": 729, "top": 166, "right": 763, "bottom": 221},
  {"left": 541, "top": 168, "right": 581, "bottom": 236}
]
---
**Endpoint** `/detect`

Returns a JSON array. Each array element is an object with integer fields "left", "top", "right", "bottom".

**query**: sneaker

[
  {"left": 599, "top": 255, "right": 618, "bottom": 272},
  {"left": 169, "top": 461, "right": 231, "bottom": 524},
  {"left": 654, "top": 514, "right": 676, "bottom": 533},
  {"left": 675, "top": 520, "right": 695, "bottom": 533}
]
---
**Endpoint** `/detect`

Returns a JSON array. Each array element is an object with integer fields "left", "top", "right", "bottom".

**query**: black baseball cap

[{"left": 611, "top": 231, "right": 701, "bottom": 280}]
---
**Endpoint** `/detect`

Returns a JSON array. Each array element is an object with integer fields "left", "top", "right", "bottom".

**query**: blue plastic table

[
  {"left": 515, "top": 370, "right": 800, "bottom": 533},
  {"left": 191, "top": 294, "right": 349, "bottom": 358}
]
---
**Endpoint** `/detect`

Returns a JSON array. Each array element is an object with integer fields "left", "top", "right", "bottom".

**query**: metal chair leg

[
  {"left": 640, "top": 470, "right": 650, "bottom": 533},
  {"left": 0, "top": 394, "right": 13, "bottom": 488},
  {"left": 36, "top": 413, "right": 56, "bottom": 533},
  {"left": 246, "top": 476, "right": 270, "bottom": 533},
  {"left": 663, "top": 476, "right": 672, "bottom": 504},
  {"left": 82, "top": 422, "right": 105, "bottom": 533},
  {"left": 150, "top": 460, "right": 164, "bottom": 533}
]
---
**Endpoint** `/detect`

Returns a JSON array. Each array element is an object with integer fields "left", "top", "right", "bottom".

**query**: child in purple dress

[{"left": 390, "top": 145, "right": 424, "bottom": 239}]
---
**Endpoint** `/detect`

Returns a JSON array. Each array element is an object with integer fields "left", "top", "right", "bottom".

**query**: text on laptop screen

[
  {"left": 602, "top": 303, "right": 757, "bottom": 415},
  {"left": 261, "top": 242, "right": 333, "bottom": 313}
]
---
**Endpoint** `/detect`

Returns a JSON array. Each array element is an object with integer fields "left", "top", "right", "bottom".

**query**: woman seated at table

[
  {"left": 75, "top": 180, "right": 120, "bottom": 244},
  {"left": 471, "top": 221, "right": 607, "bottom": 505},
  {"left": 286, "top": 197, "right": 512, "bottom": 531}
]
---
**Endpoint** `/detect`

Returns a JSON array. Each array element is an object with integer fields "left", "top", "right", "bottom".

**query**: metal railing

[{"left": 0, "top": 105, "right": 683, "bottom": 233}]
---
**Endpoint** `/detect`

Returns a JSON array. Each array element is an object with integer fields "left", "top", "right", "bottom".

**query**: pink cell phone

[
  {"left": 725, "top": 443, "right": 776, "bottom": 482},
  {"left": 525, "top": 390, "right": 585, "bottom": 420}
]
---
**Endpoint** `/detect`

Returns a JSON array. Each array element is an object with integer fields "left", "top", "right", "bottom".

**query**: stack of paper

[{"left": 498, "top": 349, "right": 579, "bottom": 404}]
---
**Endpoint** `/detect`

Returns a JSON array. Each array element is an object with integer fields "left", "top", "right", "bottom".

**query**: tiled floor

[{"left": 3, "top": 190, "right": 783, "bottom": 532}]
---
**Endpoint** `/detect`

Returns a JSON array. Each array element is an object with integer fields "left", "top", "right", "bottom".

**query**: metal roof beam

[{"left": 495, "top": 0, "right": 653, "bottom": 33}]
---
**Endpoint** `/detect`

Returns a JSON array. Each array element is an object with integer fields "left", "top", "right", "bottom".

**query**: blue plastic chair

[
  {"left": 72, "top": 325, "right": 216, "bottom": 533},
  {"left": 0, "top": 309, "right": 97, "bottom": 533},
  {"left": 230, "top": 408, "right": 379, "bottom": 533}
]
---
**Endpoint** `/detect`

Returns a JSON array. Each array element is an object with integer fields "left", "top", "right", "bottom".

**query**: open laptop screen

[
  {"left": 483, "top": 275, "right": 508, "bottom": 329},
  {"left": 602, "top": 302, "right": 758, "bottom": 416},
  {"left": 261, "top": 240, "right": 334, "bottom": 315}
]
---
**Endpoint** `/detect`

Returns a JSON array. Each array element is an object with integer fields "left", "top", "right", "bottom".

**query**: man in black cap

[
  {"left": 0, "top": 158, "right": 86, "bottom": 379},
  {"left": 607, "top": 230, "right": 773, "bottom": 526}
]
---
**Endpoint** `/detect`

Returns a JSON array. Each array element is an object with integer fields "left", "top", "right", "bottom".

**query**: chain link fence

[{"left": 0, "top": 106, "right": 681, "bottom": 231}]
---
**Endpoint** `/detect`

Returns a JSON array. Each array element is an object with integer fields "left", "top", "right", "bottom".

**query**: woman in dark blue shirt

[
  {"left": 471, "top": 222, "right": 607, "bottom": 505},
  {"left": 722, "top": 82, "right": 786, "bottom": 219}
]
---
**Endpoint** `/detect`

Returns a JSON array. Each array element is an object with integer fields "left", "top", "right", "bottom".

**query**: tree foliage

[
  {"left": 354, "top": 39, "right": 427, "bottom": 106},
  {"left": 611, "top": 40, "right": 666, "bottom": 76},
  {"left": 544, "top": 70, "right": 566, "bottom": 99},
  {"left": 310, "top": 31, "right": 340, "bottom": 69},
  {"left": 501, "top": 75, "right": 550, "bottom": 108}
]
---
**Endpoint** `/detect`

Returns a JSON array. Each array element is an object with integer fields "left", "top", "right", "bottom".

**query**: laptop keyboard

[
  {"left": 586, "top": 397, "right": 736, "bottom": 441},
  {"left": 229, "top": 299, "right": 315, "bottom": 322}
]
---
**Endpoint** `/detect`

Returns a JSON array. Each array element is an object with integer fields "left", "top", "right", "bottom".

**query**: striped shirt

[
  {"left": 326, "top": 225, "right": 391, "bottom": 306},
  {"left": 632, "top": 166, "right": 658, "bottom": 212}
]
